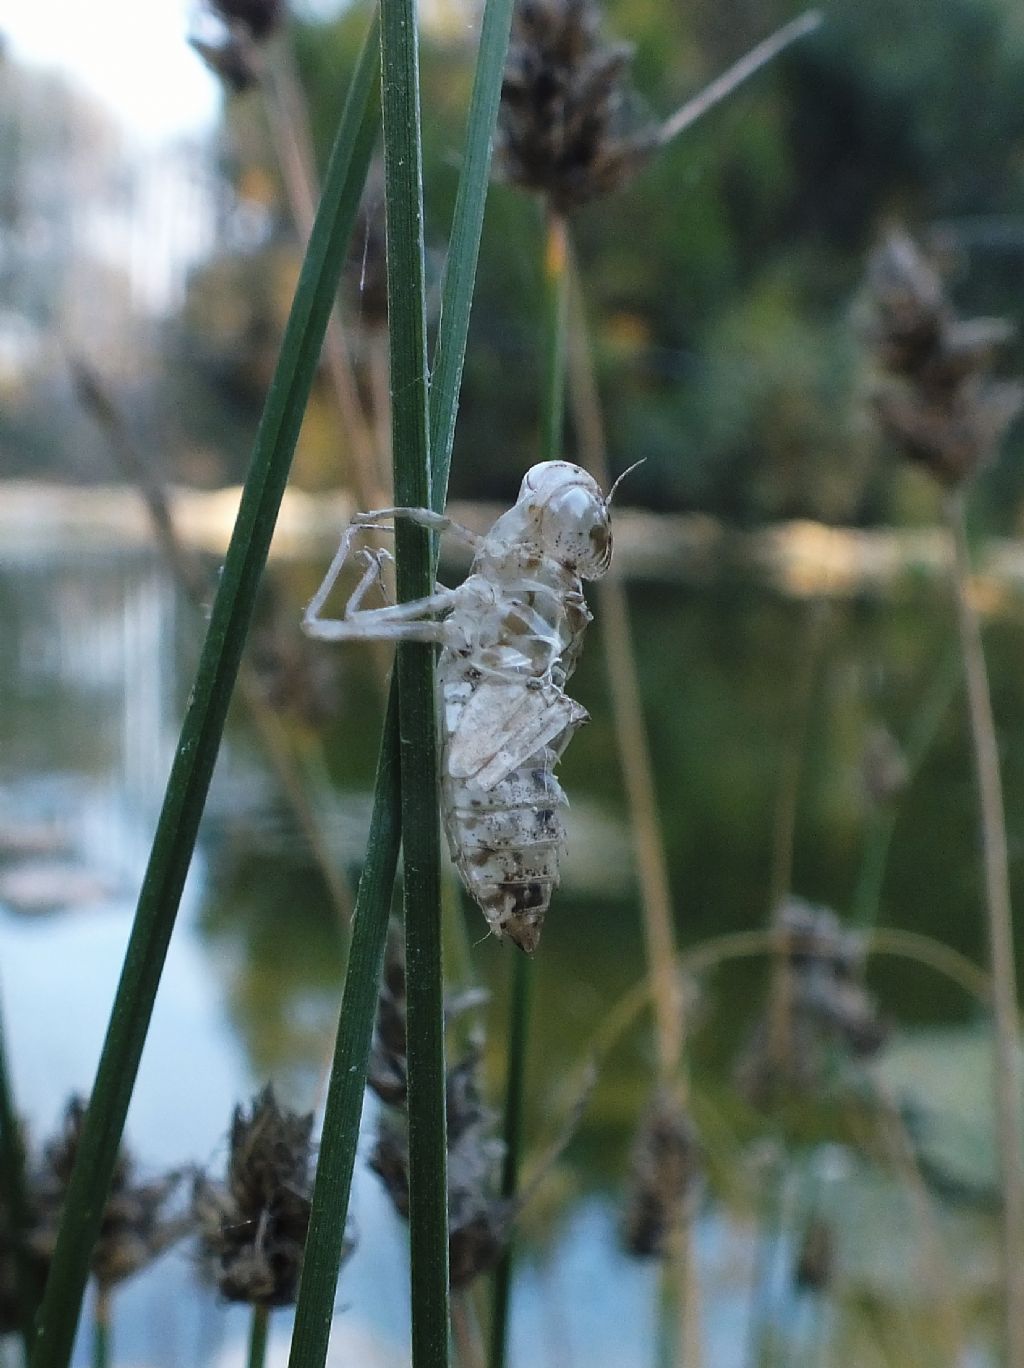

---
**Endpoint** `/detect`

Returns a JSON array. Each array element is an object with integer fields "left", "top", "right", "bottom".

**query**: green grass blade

[
  {"left": 0, "top": 990, "right": 33, "bottom": 1361},
  {"left": 428, "top": 0, "right": 515, "bottom": 510},
  {"left": 488, "top": 952, "right": 534, "bottom": 1368},
  {"left": 287, "top": 692, "right": 401, "bottom": 1368},
  {"left": 27, "top": 20, "right": 381, "bottom": 1368},
  {"left": 379, "top": 0, "right": 451, "bottom": 1357},
  {"left": 287, "top": 1, "right": 512, "bottom": 1359}
]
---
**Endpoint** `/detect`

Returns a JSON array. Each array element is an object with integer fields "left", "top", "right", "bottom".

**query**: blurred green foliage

[
  {"left": 4, "top": 0, "right": 1024, "bottom": 518},
  {"left": 180, "top": 0, "right": 1024, "bottom": 524}
]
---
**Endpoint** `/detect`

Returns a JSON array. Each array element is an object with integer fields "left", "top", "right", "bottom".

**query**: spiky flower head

[
  {"left": 210, "top": 0, "right": 284, "bottom": 42},
  {"left": 367, "top": 932, "right": 509, "bottom": 1288},
  {"left": 620, "top": 1088, "right": 701, "bottom": 1259},
  {"left": 29, "top": 1097, "right": 188, "bottom": 1294},
  {"left": 862, "top": 229, "right": 1023, "bottom": 487},
  {"left": 736, "top": 899, "right": 887, "bottom": 1108},
  {"left": 496, "top": 0, "right": 657, "bottom": 211},
  {"left": 189, "top": 35, "right": 262, "bottom": 95},
  {"left": 194, "top": 1085, "right": 320, "bottom": 1307}
]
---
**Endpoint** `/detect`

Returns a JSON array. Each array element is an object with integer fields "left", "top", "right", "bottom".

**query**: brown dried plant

[
  {"left": 496, "top": 0, "right": 658, "bottom": 211},
  {"left": 862, "top": 229, "right": 1023, "bottom": 487},
  {"left": 27, "top": 1098, "right": 189, "bottom": 1296},
  {"left": 194, "top": 1084, "right": 324, "bottom": 1307},
  {"left": 367, "top": 929, "right": 510, "bottom": 1289},
  {"left": 736, "top": 898, "right": 887, "bottom": 1108}
]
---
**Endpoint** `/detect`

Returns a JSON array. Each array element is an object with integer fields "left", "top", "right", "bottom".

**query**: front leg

[
  {"left": 303, "top": 535, "right": 461, "bottom": 644},
  {"left": 353, "top": 506, "right": 483, "bottom": 551}
]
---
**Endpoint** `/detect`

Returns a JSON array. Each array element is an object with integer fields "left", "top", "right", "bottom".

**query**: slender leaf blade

[{"left": 28, "top": 19, "right": 381, "bottom": 1368}]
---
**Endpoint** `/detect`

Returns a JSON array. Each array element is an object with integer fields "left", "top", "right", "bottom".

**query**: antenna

[{"left": 607, "top": 458, "right": 647, "bottom": 504}]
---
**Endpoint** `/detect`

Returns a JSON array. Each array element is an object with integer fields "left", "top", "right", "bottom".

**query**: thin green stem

[
  {"left": 429, "top": 0, "right": 516, "bottom": 505},
  {"left": 540, "top": 208, "right": 570, "bottom": 463},
  {"left": 288, "top": 0, "right": 513, "bottom": 1358},
  {"left": 945, "top": 491, "right": 1024, "bottom": 1367},
  {"left": 90, "top": 1292, "right": 109, "bottom": 1368},
  {"left": 379, "top": 0, "right": 450, "bottom": 1361},
  {"left": 852, "top": 640, "right": 961, "bottom": 930},
  {"left": 488, "top": 952, "right": 534, "bottom": 1368},
  {"left": 287, "top": 693, "right": 401, "bottom": 1368},
  {"left": 28, "top": 20, "right": 381, "bottom": 1368},
  {"left": 490, "top": 204, "right": 571, "bottom": 1368},
  {"left": 0, "top": 989, "right": 33, "bottom": 1361},
  {"left": 248, "top": 1305, "right": 270, "bottom": 1368}
]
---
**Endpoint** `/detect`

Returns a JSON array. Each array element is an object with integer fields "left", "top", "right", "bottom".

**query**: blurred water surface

[{"left": 1, "top": 535, "right": 1022, "bottom": 1365}]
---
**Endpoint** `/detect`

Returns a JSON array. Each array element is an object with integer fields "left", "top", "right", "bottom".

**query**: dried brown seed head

[
  {"left": 861, "top": 229, "right": 1022, "bottom": 486},
  {"left": 209, "top": 0, "right": 284, "bottom": 42},
  {"left": 496, "top": 0, "right": 657, "bottom": 210},
  {"left": 794, "top": 1215, "right": 834, "bottom": 1292},
  {"left": 30, "top": 1097, "right": 188, "bottom": 1294},
  {"left": 190, "top": 35, "right": 262, "bottom": 94},
  {"left": 194, "top": 1084, "right": 320, "bottom": 1307},
  {"left": 621, "top": 1089, "right": 701, "bottom": 1259}
]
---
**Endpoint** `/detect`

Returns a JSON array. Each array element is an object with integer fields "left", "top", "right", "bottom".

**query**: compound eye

[{"left": 543, "top": 489, "right": 611, "bottom": 574}]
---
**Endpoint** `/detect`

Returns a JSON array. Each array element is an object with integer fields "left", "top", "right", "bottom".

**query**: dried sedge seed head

[
  {"left": 368, "top": 1067, "right": 510, "bottom": 1289},
  {"left": 862, "top": 229, "right": 1023, "bottom": 486},
  {"left": 248, "top": 613, "right": 340, "bottom": 727},
  {"left": 774, "top": 899, "right": 886, "bottom": 1057},
  {"left": 794, "top": 1215, "right": 834, "bottom": 1293},
  {"left": 209, "top": 0, "right": 284, "bottom": 42},
  {"left": 735, "top": 900, "right": 887, "bottom": 1107},
  {"left": 872, "top": 376, "right": 1024, "bottom": 488},
  {"left": 189, "top": 34, "right": 262, "bottom": 94},
  {"left": 496, "top": 0, "right": 657, "bottom": 211},
  {"left": 194, "top": 1084, "right": 319, "bottom": 1307},
  {"left": 367, "top": 946, "right": 509, "bottom": 1290},
  {"left": 29, "top": 1097, "right": 188, "bottom": 1294},
  {"left": 861, "top": 724, "right": 908, "bottom": 807},
  {"left": 0, "top": 1120, "right": 47, "bottom": 1332},
  {"left": 864, "top": 230, "right": 948, "bottom": 376},
  {"left": 620, "top": 1089, "right": 701, "bottom": 1259}
]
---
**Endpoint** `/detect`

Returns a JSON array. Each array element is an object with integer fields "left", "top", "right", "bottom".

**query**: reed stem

[
  {"left": 247, "top": 1305, "right": 271, "bottom": 1368},
  {"left": 70, "top": 358, "right": 354, "bottom": 930},
  {"left": 90, "top": 1292, "right": 110, "bottom": 1368},
  {"left": 378, "top": 0, "right": 450, "bottom": 1359},
  {"left": 945, "top": 490, "right": 1024, "bottom": 1367},
  {"left": 488, "top": 952, "right": 533, "bottom": 1368},
  {"left": 490, "top": 204, "right": 571, "bottom": 1368},
  {"left": 851, "top": 641, "right": 961, "bottom": 930},
  {"left": 289, "top": 0, "right": 513, "bottom": 1354},
  {"left": 565, "top": 235, "right": 700, "bottom": 1368},
  {"left": 28, "top": 19, "right": 381, "bottom": 1367},
  {"left": 659, "top": 11, "right": 822, "bottom": 147},
  {"left": 541, "top": 209, "right": 569, "bottom": 465},
  {"left": 263, "top": 29, "right": 385, "bottom": 509},
  {"left": 0, "top": 990, "right": 33, "bottom": 1362}
]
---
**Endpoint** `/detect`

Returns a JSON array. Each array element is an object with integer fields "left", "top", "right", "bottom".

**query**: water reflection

[{"left": 0, "top": 539, "right": 1016, "bottom": 1363}]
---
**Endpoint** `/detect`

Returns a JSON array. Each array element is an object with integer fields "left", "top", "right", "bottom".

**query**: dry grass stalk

[
  {"left": 192, "top": 0, "right": 387, "bottom": 511},
  {"left": 70, "top": 358, "right": 355, "bottom": 929},
  {"left": 566, "top": 252, "right": 702, "bottom": 1364},
  {"left": 863, "top": 228, "right": 1024, "bottom": 1365}
]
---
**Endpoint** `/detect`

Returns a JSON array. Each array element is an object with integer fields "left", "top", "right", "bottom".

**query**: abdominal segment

[{"left": 444, "top": 758, "right": 567, "bottom": 955}]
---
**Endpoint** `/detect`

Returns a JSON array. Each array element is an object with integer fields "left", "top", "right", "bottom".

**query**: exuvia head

[{"left": 517, "top": 460, "right": 613, "bottom": 578}]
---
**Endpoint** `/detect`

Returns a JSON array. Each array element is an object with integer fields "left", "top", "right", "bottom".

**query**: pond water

[{"left": 1, "top": 535, "right": 1020, "bottom": 1365}]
